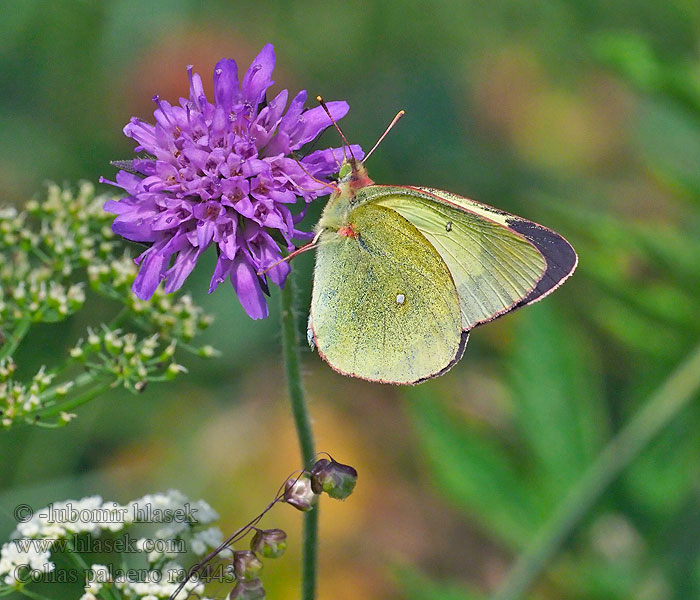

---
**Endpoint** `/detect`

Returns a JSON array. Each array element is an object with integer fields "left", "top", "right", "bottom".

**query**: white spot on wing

[{"left": 396, "top": 294, "right": 405, "bottom": 305}]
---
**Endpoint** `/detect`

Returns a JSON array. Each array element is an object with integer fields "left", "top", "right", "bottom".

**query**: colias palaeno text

[{"left": 306, "top": 129, "right": 577, "bottom": 385}]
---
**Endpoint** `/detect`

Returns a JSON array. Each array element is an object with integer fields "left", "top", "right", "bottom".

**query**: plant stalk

[
  {"left": 493, "top": 341, "right": 700, "bottom": 600},
  {"left": 280, "top": 275, "right": 318, "bottom": 600},
  {"left": 0, "top": 318, "right": 31, "bottom": 361}
]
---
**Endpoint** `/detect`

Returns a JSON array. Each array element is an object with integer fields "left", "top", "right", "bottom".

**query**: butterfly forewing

[
  {"left": 415, "top": 187, "right": 578, "bottom": 311},
  {"left": 310, "top": 202, "right": 465, "bottom": 384},
  {"left": 366, "top": 186, "right": 550, "bottom": 329}
]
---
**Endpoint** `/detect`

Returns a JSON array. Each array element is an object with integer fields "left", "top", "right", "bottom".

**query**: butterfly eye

[
  {"left": 445, "top": 221, "right": 452, "bottom": 232},
  {"left": 338, "top": 162, "right": 353, "bottom": 179},
  {"left": 396, "top": 294, "right": 405, "bottom": 305}
]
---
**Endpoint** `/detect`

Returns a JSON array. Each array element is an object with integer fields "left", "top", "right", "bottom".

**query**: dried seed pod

[
  {"left": 251, "top": 528, "right": 287, "bottom": 559},
  {"left": 310, "top": 458, "right": 358, "bottom": 500},
  {"left": 283, "top": 472, "right": 318, "bottom": 511},
  {"left": 228, "top": 578, "right": 265, "bottom": 600},
  {"left": 233, "top": 550, "right": 263, "bottom": 580}
]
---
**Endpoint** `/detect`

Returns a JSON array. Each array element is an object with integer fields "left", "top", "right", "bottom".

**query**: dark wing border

[{"left": 503, "top": 218, "right": 578, "bottom": 312}]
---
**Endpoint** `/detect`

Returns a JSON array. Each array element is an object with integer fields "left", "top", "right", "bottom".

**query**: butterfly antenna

[
  {"left": 290, "top": 150, "right": 339, "bottom": 193},
  {"left": 362, "top": 110, "right": 405, "bottom": 164},
  {"left": 316, "top": 95, "right": 356, "bottom": 162},
  {"left": 256, "top": 236, "right": 321, "bottom": 276}
]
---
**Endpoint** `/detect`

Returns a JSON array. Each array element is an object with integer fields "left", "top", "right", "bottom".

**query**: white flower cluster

[
  {"left": 0, "top": 182, "right": 112, "bottom": 326},
  {"left": 0, "top": 361, "right": 56, "bottom": 427},
  {"left": 88, "top": 255, "right": 213, "bottom": 343},
  {"left": 0, "top": 541, "right": 54, "bottom": 587},
  {"left": 77, "top": 561, "right": 211, "bottom": 600},
  {"left": 14, "top": 496, "right": 131, "bottom": 540},
  {"left": 80, "top": 563, "right": 110, "bottom": 598},
  {"left": 69, "top": 327, "right": 188, "bottom": 394},
  {"left": 1, "top": 275, "right": 85, "bottom": 322},
  {"left": 127, "top": 490, "right": 223, "bottom": 564},
  {"left": 114, "top": 561, "right": 210, "bottom": 600},
  {"left": 0, "top": 490, "right": 226, "bottom": 599},
  {"left": 0, "top": 182, "right": 217, "bottom": 430}
]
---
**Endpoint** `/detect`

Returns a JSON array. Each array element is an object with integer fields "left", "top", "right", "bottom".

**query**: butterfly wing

[
  {"left": 310, "top": 201, "right": 466, "bottom": 385},
  {"left": 362, "top": 185, "right": 577, "bottom": 330},
  {"left": 415, "top": 187, "right": 578, "bottom": 312}
]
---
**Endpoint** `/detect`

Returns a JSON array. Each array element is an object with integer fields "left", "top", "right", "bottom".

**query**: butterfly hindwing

[
  {"left": 361, "top": 186, "right": 554, "bottom": 329},
  {"left": 310, "top": 202, "right": 466, "bottom": 384}
]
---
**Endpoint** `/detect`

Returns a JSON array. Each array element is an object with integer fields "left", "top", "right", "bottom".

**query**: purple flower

[{"left": 102, "top": 43, "right": 362, "bottom": 319}]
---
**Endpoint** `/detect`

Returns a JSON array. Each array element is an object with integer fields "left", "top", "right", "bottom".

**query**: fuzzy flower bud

[
  {"left": 197, "top": 345, "right": 219, "bottom": 358},
  {"left": 250, "top": 529, "right": 287, "bottom": 559},
  {"left": 310, "top": 458, "right": 358, "bottom": 500},
  {"left": 233, "top": 550, "right": 263, "bottom": 581},
  {"left": 165, "top": 362, "right": 187, "bottom": 380},
  {"left": 158, "top": 341, "right": 177, "bottom": 362},
  {"left": 69, "top": 345, "right": 85, "bottom": 360},
  {"left": 86, "top": 328, "right": 101, "bottom": 351},
  {"left": 283, "top": 472, "right": 318, "bottom": 512},
  {"left": 229, "top": 578, "right": 265, "bottom": 600},
  {"left": 60, "top": 411, "right": 76, "bottom": 424}
]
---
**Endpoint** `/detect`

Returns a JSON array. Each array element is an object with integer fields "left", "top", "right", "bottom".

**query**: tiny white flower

[
  {"left": 190, "top": 527, "right": 224, "bottom": 556},
  {"left": 59, "top": 411, "right": 76, "bottom": 423}
]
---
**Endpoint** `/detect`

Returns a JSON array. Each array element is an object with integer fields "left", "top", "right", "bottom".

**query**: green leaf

[
  {"left": 509, "top": 302, "right": 606, "bottom": 504},
  {"left": 395, "top": 565, "right": 485, "bottom": 600},
  {"left": 635, "top": 98, "right": 700, "bottom": 198},
  {"left": 591, "top": 32, "right": 662, "bottom": 92},
  {"left": 623, "top": 409, "right": 700, "bottom": 520},
  {"left": 406, "top": 386, "right": 541, "bottom": 548}
]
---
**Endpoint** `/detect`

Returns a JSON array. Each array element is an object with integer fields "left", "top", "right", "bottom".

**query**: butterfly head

[{"left": 337, "top": 158, "right": 374, "bottom": 193}]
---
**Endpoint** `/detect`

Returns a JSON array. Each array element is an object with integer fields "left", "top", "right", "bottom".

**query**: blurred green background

[{"left": 1, "top": 1, "right": 700, "bottom": 598}]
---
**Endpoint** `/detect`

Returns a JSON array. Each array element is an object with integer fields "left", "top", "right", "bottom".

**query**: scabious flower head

[{"left": 102, "top": 43, "right": 362, "bottom": 319}]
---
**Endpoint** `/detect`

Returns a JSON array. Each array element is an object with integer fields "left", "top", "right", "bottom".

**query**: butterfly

[{"left": 298, "top": 105, "right": 577, "bottom": 385}]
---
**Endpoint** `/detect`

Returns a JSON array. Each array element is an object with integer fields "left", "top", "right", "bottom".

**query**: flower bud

[
  {"left": 197, "top": 345, "right": 219, "bottom": 358},
  {"left": 59, "top": 411, "right": 76, "bottom": 424},
  {"left": 158, "top": 341, "right": 177, "bottom": 362},
  {"left": 133, "top": 380, "right": 148, "bottom": 393},
  {"left": 310, "top": 458, "right": 358, "bottom": 500},
  {"left": 251, "top": 529, "right": 287, "bottom": 559},
  {"left": 165, "top": 362, "right": 187, "bottom": 380},
  {"left": 228, "top": 578, "right": 265, "bottom": 600},
  {"left": 69, "top": 345, "right": 85, "bottom": 360},
  {"left": 104, "top": 331, "right": 123, "bottom": 355},
  {"left": 233, "top": 550, "right": 263, "bottom": 580},
  {"left": 283, "top": 472, "right": 318, "bottom": 512}
]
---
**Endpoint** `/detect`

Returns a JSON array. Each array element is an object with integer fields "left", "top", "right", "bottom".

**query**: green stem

[
  {"left": 0, "top": 318, "right": 31, "bottom": 361},
  {"left": 23, "top": 372, "right": 110, "bottom": 423},
  {"left": 280, "top": 275, "right": 317, "bottom": 600},
  {"left": 63, "top": 539, "right": 89, "bottom": 568},
  {"left": 62, "top": 540, "right": 121, "bottom": 600},
  {"left": 493, "top": 341, "right": 700, "bottom": 600},
  {"left": 15, "top": 588, "right": 53, "bottom": 600}
]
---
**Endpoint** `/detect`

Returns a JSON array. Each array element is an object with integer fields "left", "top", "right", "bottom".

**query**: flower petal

[
  {"left": 213, "top": 58, "right": 239, "bottom": 111},
  {"left": 241, "top": 44, "right": 275, "bottom": 108},
  {"left": 288, "top": 101, "right": 349, "bottom": 149},
  {"left": 104, "top": 196, "right": 160, "bottom": 242},
  {"left": 187, "top": 65, "right": 207, "bottom": 111},
  {"left": 164, "top": 246, "right": 199, "bottom": 294},
  {"left": 133, "top": 246, "right": 169, "bottom": 300},
  {"left": 209, "top": 256, "right": 233, "bottom": 293},
  {"left": 301, "top": 145, "right": 364, "bottom": 176},
  {"left": 230, "top": 255, "right": 269, "bottom": 319}
]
